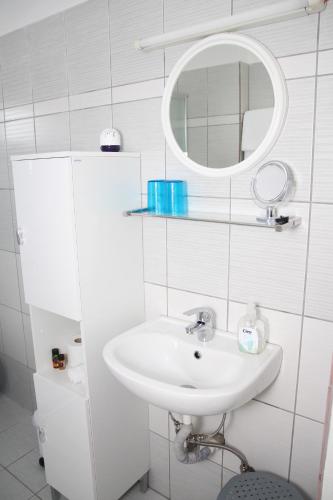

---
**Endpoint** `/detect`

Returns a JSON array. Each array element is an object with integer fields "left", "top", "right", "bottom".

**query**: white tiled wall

[
  {"left": 0, "top": 0, "right": 332, "bottom": 498},
  {"left": 290, "top": 416, "right": 324, "bottom": 500}
]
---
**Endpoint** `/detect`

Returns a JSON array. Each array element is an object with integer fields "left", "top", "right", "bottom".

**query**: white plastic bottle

[{"left": 238, "top": 302, "right": 267, "bottom": 354}]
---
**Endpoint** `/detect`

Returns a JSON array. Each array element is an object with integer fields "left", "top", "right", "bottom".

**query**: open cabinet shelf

[
  {"left": 38, "top": 368, "right": 88, "bottom": 399},
  {"left": 125, "top": 208, "right": 302, "bottom": 232}
]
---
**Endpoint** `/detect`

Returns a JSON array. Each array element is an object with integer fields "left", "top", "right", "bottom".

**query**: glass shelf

[{"left": 124, "top": 208, "right": 301, "bottom": 232}]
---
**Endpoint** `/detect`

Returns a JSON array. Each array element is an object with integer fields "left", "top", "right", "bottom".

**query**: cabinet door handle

[
  {"left": 16, "top": 228, "right": 25, "bottom": 246},
  {"left": 38, "top": 426, "right": 46, "bottom": 443}
]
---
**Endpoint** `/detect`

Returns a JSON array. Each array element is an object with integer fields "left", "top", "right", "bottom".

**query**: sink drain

[{"left": 194, "top": 350, "right": 202, "bottom": 359}]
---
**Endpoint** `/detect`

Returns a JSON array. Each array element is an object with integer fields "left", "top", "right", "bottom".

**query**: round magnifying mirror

[
  {"left": 162, "top": 33, "right": 288, "bottom": 177},
  {"left": 251, "top": 161, "right": 294, "bottom": 223}
]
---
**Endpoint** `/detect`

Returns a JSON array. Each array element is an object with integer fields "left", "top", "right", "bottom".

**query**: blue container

[
  {"left": 147, "top": 180, "right": 168, "bottom": 215},
  {"left": 148, "top": 179, "right": 188, "bottom": 216},
  {"left": 166, "top": 180, "right": 188, "bottom": 216}
]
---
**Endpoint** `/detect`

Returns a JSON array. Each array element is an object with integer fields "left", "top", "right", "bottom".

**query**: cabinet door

[
  {"left": 34, "top": 374, "right": 95, "bottom": 500},
  {"left": 12, "top": 158, "right": 81, "bottom": 320}
]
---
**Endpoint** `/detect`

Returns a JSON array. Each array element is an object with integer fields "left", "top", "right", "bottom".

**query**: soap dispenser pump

[{"left": 238, "top": 302, "right": 267, "bottom": 354}]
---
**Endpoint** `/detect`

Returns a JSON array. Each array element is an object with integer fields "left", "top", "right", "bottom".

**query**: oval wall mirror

[{"left": 162, "top": 33, "right": 288, "bottom": 177}]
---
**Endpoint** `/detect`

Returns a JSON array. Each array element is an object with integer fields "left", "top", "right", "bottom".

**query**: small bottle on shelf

[
  {"left": 58, "top": 354, "right": 67, "bottom": 370},
  {"left": 52, "top": 348, "right": 60, "bottom": 369}
]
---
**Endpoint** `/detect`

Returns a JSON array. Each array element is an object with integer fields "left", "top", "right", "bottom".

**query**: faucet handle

[
  {"left": 183, "top": 307, "right": 200, "bottom": 317},
  {"left": 183, "top": 307, "right": 216, "bottom": 328}
]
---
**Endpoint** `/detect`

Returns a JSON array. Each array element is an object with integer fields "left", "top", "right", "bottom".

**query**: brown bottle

[
  {"left": 52, "top": 348, "right": 60, "bottom": 369},
  {"left": 58, "top": 354, "right": 66, "bottom": 370}
]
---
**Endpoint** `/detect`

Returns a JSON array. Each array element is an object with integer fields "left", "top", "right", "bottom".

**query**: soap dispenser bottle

[{"left": 238, "top": 302, "right": 266, "bottom": 354}]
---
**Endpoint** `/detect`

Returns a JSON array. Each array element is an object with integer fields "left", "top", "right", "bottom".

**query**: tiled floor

[
  {"left": 0, "top": 394, "right": 164, "bottom": 500},
  {"left": 121, "top": 484, "right": 165, "bottom": 500},
  {"left": 0, "top": 394, "right": 46, "bottom": 500}
]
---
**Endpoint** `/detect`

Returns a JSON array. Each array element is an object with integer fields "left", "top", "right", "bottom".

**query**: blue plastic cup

[
  {"left": 166, "top": 180, "right": 188, "bottom": 216},
  {"left": 147, "top": 180, "right": 168, "bottom": 215}
]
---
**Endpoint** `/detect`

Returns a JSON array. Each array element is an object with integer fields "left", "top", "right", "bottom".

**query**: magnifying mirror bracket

[{"left": 257, "top": 206, "right": 279, "bottom": 225}]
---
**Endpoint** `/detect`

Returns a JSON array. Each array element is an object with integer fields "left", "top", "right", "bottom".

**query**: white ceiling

[{"left": 0, "top": 0, "right": 87, "bottom": 36}]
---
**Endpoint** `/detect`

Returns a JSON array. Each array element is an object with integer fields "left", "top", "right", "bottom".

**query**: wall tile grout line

[
  {"left": 143, "top": 280, "right": 333, "bottom": 324},
  {"left": 0, "top": 417, "right": 32, "bottom": 437},
  {"left": 223, "top": 3, "right": 234, "bottom": 477},
  {"left": 62, "top": 10, "right": 72, "bottom": 153},
  {"left": 4, "top": 71, "right": 333, "bottom": 124},
  {"left": 107, "top": 0, "right": 114, "bottom": 126},
  {"left": 287, "top": 9, "right": 322, "bottom": 483},
  {"left": 0, "top": 301, "right": 26, "bottom": 314},
  {"left": 162, "top": 2, "right": 172, "bottom": 496},
  {"left": 0, "top": 350, "right": 33, "bottom": 371}
]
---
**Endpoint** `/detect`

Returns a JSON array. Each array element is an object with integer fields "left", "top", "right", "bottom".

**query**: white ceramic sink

[{"left": 103, "top": 317, "right": 282, "bottom": 416}]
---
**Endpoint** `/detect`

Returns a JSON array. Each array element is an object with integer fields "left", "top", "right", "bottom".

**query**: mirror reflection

[{"left": 170, "top": 44, "right": 274, "bottom": 169}]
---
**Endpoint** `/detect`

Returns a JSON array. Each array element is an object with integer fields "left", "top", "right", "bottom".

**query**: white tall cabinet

[{"left": 12, "top": 152, "right": 149, "bottom": 500}]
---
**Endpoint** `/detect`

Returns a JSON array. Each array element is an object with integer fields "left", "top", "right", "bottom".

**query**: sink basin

[{"left": 103, "top": 317, "right": 282, "bottom": 416}]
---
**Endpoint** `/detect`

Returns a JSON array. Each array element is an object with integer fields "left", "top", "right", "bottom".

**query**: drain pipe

[
  {"left": 170, "top": 412, "right": 254, "bottom": 472},
  {"left": 174, "top": 415, "right": 211, "bottom": 464}
]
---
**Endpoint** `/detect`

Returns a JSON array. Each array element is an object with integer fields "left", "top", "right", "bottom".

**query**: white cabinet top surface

[{"left": 11, "top": 151, "right": 140, "bottom": 161}]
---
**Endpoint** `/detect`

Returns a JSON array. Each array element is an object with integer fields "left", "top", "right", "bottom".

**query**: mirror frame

[{"left": 162, "top": 33, "right": 288, "bottom": 177}]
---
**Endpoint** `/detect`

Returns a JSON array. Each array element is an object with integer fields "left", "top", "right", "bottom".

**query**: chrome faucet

[{"left": 184, "top": 307, "right": 216, "bottom": 341}]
